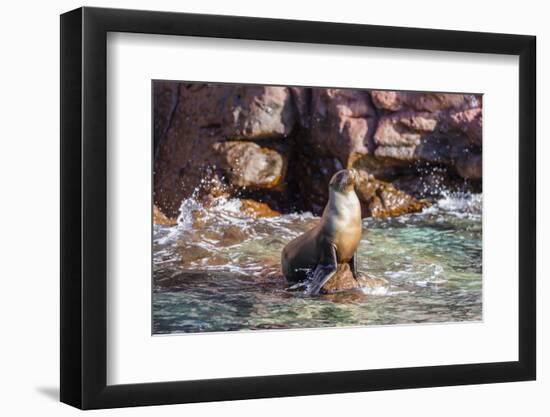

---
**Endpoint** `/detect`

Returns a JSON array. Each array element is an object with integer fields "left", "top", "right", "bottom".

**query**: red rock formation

[
  {"left": 371, "top": 90, "right": 480, "bottom": 112},
  {"left": 368, "top": 93, "right": 482, "bottom": 185},
  {"left": 310, "top": 88, "right": 377, "bottom": 166},
  {"left": 220, "top": 85, "right": 295, "bottom": 139},
  {"left": 154, "top": 83, "right": 293, "bottom": 217},
  {"left": 446, "top": 107, "right": 483, "bottom": 147},
  {"left": 153, "top": 82, "right": 482, "bottom": 220},
  {"left": 153, "top": 81, "right": 179, "bottom": 154}
]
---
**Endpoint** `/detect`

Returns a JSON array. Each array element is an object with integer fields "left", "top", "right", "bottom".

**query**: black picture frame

[{"left": 60, "top": 6, "right": 536, "bottom": 410}]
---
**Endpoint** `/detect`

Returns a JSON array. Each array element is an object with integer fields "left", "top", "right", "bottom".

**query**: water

[{"left": 153, "top": 193, "right": 482, "bottom": 334}]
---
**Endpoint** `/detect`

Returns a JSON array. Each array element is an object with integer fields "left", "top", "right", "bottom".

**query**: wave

[{"left": 420, "top": 192, "right": 482, "bottom": 219}]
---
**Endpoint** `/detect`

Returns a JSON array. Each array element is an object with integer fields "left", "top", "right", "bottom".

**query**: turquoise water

[{"left": 152, "top": 193, "right": 482, "bottom": 334}]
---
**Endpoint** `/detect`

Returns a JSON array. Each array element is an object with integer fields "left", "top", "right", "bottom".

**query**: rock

[
  {"left": 212, "top": 141, "right": 288, "bottom": 189},
  {"left": 392, "top": 169, "right": 450, "bottom": 198},
  {"left": 153, "top": 83, "right": 296, "bottom": 217},
  {"left": 221, "top": 225, "right": 248, "bottom": 246},
  {"left": 289, "top": 87, "right": 312, "bottom": 129},
  {"left": 445, "top": 107, "right": 483, "bottom": 146},
  {"left": 291, "top": 151, "right": 343, "bottom": 215},
  {"left": 153, "top": 204, "right": 177, "bottom": 226},
  {"left": 240, "top": 199, "right": 281, "bottom": 218},
  {"left": 374, "top": 145, "right": 416, "bottom": 161},
  {"left": 153, "top": 83, "right": 483, "bottom": 219},
  {"left": 374, "top": 111, "right": 438, "bottom": 147},
  {"left": 456, "top": 152, "right": 482, "bottom": 179},
  {"left": 222, "top": 86, "right": 295, "bottom": 139},
  {"left": 354, "top": 171, "right": 428, "bottom": 217},
  {"left": 177, "top": 245, "right": 212, "bottom": 265},
  {"left": 372, "top": 105, "right": 480, "bottom": 184},
  {"left": 351, "top": 153, "right": 411, "bottom": 180},
  {"left": 371, "top": 91, "right": 481, "bottom": 112},
  {"left": 291, "top": 88, "right": 379, "bottom": 214},
  {"left": 292, "top": 155, "right": 428, "bottom": 218},
  {"left": 154, "top": 83, "right": 229, "bottom": 216},
  {"left": 414, "top": 133, "right": 471, "bottom": 165},
  {"left": 310, "top": 88, "right": 377, "bottom": 167},
  {"left": 321, "top": 264, "right": 358, "bottom": 293},
  {"left": 321, "top": 263, "right": 389, "bottom": 293},
  {"left": 356, "top": 274, "right": 389, "bottom": 289},
  {"left": 153, "top": 81, "right": 179, "bottom": 155},
  {"left": 373, "top": 109, "right": 473, "bottom": 165}
]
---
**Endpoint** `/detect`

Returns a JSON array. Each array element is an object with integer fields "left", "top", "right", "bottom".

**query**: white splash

[{"left": 436, "top": 192, "right": 482, "bottom": 214}]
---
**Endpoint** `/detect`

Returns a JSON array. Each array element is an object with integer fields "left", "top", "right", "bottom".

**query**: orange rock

[
  {"left": 240, "top": 199, "right": 281, "bottom": 218},
  {"left": 354, "top": 170, "right": 429, "bottom": 218},
  {"left": 153, "top": 205, "right": 177, "bottom": 226}
]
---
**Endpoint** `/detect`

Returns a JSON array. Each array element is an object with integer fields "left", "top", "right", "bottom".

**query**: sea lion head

[{"left": 329, "top": 168, "right": 359, "bottom": 193}]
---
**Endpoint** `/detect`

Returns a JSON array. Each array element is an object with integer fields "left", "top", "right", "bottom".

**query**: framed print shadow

[{"left": 60, "top": 6, "right": 536, "bottom": 410}]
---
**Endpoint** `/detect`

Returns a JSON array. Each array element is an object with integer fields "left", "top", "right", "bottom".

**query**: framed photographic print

[{"left": 60, "top": 6, "right": 536, "bottom": 409}]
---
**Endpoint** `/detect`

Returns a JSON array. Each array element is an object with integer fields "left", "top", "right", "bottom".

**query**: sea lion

[{"left": 281, "top": 168, "right": 363, "bottom": 294}]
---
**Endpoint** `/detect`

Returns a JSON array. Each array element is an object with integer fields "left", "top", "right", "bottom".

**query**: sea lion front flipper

[
  {"left": 306, "top": 244, "right": 337, "bottom": 295},
  {"left": 349, "top": 252, "right": 358, "bottom": 278}
]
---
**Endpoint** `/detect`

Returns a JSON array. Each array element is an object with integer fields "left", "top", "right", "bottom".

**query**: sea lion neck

[
  {"left": 325, "top": 188, "right": 361, "bottom": 217},
  {"left": 329, "top": 187, "right": 358, "bottom": 201}
]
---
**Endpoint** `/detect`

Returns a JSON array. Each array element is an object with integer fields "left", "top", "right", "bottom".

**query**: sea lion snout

[
  {"left": 329, "top": 168, "right": 358, "bottom": 192},
  {"left": 348, "top": 168, "right": 359, "bottom": 185}
]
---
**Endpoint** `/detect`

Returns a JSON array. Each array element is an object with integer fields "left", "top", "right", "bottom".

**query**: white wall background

[{"left": 0, "top": 0, "right": 546, "bottom": 415}]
